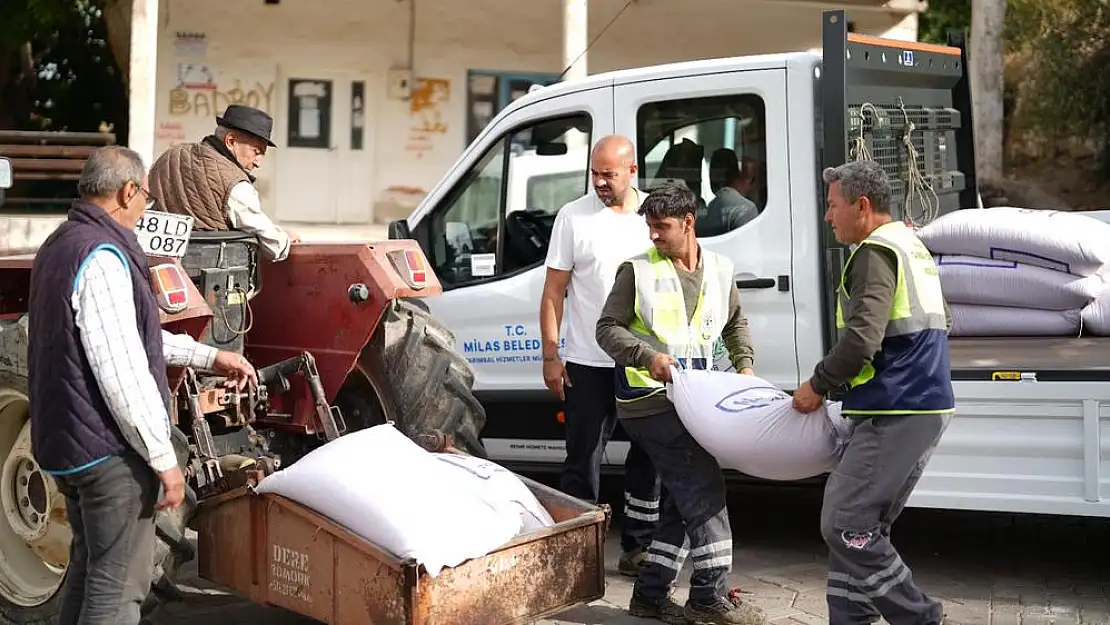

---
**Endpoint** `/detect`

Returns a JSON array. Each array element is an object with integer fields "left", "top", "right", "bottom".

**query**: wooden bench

[{"left": 0, "top": 130, "right": 116, "bottom": 213}]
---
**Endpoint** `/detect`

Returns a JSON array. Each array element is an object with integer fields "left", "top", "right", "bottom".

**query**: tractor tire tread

[{"left": 356, "top": 298, "right": 487, "bottom": 457}]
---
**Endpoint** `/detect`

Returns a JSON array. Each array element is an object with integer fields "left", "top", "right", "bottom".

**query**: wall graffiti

[
  {"left": 156, "top": 122, "right": 186, "bottom": 143},
  {"left": 406, "top": 77, "right": 450, "bottom": 159},
  {"left": 169, "top": 79, "right": 275, "bottom": 117}
]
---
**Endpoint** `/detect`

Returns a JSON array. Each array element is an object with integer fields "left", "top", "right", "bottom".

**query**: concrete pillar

[
  {"left": 129, "top": 0, "right": 159, "bottom": 168},
  {"left": 562, "top": 0, "right": 588, "bottom": 81}
]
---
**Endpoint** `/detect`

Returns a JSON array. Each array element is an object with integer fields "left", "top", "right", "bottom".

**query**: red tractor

[{"left": 0, "top": 160, "right": 487, "bottom": 623}]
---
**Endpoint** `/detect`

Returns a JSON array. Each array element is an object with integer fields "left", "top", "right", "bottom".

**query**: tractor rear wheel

[
  {"left": 337, "top": 298, "right": 487, "bottom": 456},
  {"left": 0, "top": 373, "right": 68, "bottom": 625},
  {"left": 0, "top": 372, "right": 190, "bottom": 625}
]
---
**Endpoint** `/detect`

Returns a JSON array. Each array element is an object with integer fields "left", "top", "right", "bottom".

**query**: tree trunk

[
  {"left": 103, "top": 0, "right": 132, "bottom": 89},
  {"left": 970, "top": 0, "right": 1006, "bottom": 188}
]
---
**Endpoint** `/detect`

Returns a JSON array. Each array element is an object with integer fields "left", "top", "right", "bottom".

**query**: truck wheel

[
  {"left": 343, "top": 298, "right": 487, "bottom": 457},
  {"left": 0, "top": 371, "right": 190, "bottom": 625}
]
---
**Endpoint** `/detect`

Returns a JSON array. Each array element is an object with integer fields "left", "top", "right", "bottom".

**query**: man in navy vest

[{"left": 27, "top": 145, "right": 256, "bottom": 625}]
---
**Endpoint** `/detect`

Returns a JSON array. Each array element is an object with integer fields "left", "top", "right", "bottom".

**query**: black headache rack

[{"left": 816, "top": 9, "right": 978, "bottom": 350}]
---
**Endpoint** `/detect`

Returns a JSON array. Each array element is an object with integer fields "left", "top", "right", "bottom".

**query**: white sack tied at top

[
  {"left": 666, "top": 368, "right": 853, "bottom": 481},
  {"left": 255, "top": 423, "right": 527, "bottom": 578}
]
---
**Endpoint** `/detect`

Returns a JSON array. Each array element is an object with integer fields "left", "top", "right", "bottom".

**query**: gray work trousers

[
  {"left": 621, "top": 408, "right": 732, "bottom": 605},
  {"left": 821, "top": 412, "right": 952, "bottom": 625},
  {"left": 53, "top": 452, "right": 159, "bottom": 625}
]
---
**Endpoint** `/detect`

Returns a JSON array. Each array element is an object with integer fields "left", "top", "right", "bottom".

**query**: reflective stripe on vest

[
  {"left": 836, "top": 221, "right": 955, "bottom": 416},
  {"left": 617, "top": 247, "right": 734, "bottom": 403}
]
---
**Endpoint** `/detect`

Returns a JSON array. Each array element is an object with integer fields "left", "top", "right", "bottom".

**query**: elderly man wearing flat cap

[{"left": 149, "top": 104, "right": 298, "bottom": 262}]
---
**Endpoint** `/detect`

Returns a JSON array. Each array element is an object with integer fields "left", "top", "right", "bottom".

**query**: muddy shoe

[
  {"left": 628, "top": 592, "right": 687, "bottom": 624},
  {"left": 684, "top": 597, "right": 768, "bottom": 625},
  {"left": 618, "top": 547, "right": 646, "bottom": 576}
]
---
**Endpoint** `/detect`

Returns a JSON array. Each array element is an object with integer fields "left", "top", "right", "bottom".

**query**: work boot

[
  {"left": 628, "top": 592, "right": 686, "bottom": 624},
  {"left": 684, "top": 596, "right": 767, "bottom": 625},
  {"left": 618, "top": 546, "right": 646, "bottom": 576}
]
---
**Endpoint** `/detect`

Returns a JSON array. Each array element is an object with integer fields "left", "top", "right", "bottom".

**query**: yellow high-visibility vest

[
  {"left": 616, "top": 246, "right": 734, "bottom": 403},
  {"left": 835, "top": 221, "right": 955, "bottom": 416}
]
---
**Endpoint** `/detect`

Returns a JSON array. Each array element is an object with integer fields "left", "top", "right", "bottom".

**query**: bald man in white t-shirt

[{"left": 539, "top": 135, "right": 661, "bottom": 577}]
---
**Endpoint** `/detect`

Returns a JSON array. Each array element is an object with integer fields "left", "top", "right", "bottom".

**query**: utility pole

[{"left": 971, "top": 0, "right": 1006, "bottom": 187}]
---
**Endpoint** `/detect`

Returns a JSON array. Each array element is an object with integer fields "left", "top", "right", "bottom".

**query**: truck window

[
  {"left": 428, "top": 113, "right": 592, "bottom": 287},
  {"left": 637, "top": 94, "right": 767, "bottom": 239}
]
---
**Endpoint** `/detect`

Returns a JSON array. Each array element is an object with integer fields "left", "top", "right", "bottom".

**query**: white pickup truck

[{"left": 389, "top": 10, "right": 1110, "bottom": 519}]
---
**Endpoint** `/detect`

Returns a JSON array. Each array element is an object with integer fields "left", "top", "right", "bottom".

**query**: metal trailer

[{"left": 193, "top": 471, "right": 611, "bottom": 625}]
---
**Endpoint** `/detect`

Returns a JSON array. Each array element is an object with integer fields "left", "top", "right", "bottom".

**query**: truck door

[
  {"left": 613, "top": 69, "right": 800, "bottom": 389},
  {"left": 405, "top": 87, "right": 614, "bottom": 462}
]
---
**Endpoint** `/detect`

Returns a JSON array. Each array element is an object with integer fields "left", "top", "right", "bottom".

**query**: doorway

[{"left": 275, "top": 70, "right": 373, "bottom": 224}]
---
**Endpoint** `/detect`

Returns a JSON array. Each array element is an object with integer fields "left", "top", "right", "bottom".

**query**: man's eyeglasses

[{"left": 135, "top": 185, "right": 158, "bottom": 211}]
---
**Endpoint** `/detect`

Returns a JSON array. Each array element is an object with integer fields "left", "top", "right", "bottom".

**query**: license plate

[{"left": 136, "top": 210, "right": 193, "bottom": 258}]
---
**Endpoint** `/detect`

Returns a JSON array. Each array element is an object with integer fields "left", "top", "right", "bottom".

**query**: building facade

[{"left": 146, "top": 0, "right": 921, "bottom": 226}]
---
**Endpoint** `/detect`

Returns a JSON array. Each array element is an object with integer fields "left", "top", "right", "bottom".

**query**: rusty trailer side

[{"left": 192, "top": 475, "right": 611, "bottom": 624}]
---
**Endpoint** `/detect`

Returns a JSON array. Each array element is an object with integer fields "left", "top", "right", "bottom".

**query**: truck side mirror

[{"left": 388, "top": 219, "right": 412, "bottom": 240}]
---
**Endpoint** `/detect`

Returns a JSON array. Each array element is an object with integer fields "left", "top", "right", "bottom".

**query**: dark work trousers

[
  {"left": 821, "top": 412, "right": 953, "bottom": 625},
  {"left": 52, "top": 452, "right": 160, "bottom": 625},
  {"left": 562, "top": 361, "right": 661, "bottom": 553},
  {"left": 621, "top": 408, "right": 732, "bottom": 604}
]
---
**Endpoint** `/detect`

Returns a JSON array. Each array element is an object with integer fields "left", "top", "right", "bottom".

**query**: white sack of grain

[
  {"left": 667, "top": 369, "right": 853, "bottom": 481},
  {"left": 255, "top": 423, "right": 522, "bottom": 577},
  {"left": 949, "top": 304, "right": 1081, "bottom": 337},
  {"left": 917, "top": 207, "right": 1110, "bottom": 276},
  {"left": 935, "top": 254, "right": 1103, "bottom": 311}
]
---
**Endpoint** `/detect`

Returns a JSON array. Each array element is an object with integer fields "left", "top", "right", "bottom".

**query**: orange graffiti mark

[{"left": 409, "top": 78, "right": 449, "bottom": 134}]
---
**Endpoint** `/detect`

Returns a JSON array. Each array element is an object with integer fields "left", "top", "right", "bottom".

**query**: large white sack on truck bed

[
  {"left": 255, "top": 424, "right": 523, "bottom": 577},
  {"left": 949, "top": 304, "right": 1081, "bottom": 336},
  {"left": 666, "top": 369, "right": 853, "bottom": 481},
  {"left": 1080, "top": 284, "right": 1110, "bottom": 335},
  {"left": 936, "top": 254, "right": 1103, "bottom": 310},
  {"left": 917, "top": 207, "right": 1110, "bottom": 276}
]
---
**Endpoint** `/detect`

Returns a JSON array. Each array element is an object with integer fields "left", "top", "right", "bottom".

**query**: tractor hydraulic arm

[{"left": 256, "top": 351, "right": 346, "bottom": 442}]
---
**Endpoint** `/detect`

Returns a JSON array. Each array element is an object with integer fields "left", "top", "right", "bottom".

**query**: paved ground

[{"left": 151, "top": 477, "right": 1110, "bottom": 625}]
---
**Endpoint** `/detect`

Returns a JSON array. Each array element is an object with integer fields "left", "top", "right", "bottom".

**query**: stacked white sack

[
  {"left": 916, "top": 207, "right": 1110, "bottom": 336},
  {"left": 255, "top": 423, "right": 548, "bottom": 577},
  {"left": 934, "top": 255, "right": 1097, "bottom": 335},
  {"left": 666, "top": 368, "right": 853, "bottom": 481}
]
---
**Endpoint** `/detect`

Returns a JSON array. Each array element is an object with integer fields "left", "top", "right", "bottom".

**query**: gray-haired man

[
  {"left": 28, "top": 146, "right": 256, "bottom": 624},
  {"left": 792, "top": 160, "right": 953, "bottom": 625}
]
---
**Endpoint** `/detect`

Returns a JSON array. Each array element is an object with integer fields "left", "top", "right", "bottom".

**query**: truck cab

[{"left": 392, "top": 11, "right": 1110, "bottom": 518}]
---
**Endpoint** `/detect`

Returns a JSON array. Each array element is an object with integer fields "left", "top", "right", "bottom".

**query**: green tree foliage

[
  {"left": 0, "top": 0, "right": 126, "bottom": 138},
  {"left": 1006, "top": 0, "right": 1110, "bottom": 172},
  {"left": 918, "top": 0, "right": 971, "bottom": 45},
  {"left": 919, "top": 0, "right": 1110, "bottom": 175}
]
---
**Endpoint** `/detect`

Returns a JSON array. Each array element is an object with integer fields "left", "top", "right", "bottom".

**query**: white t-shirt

[{"left": 545, "top": 190, "right": 651, "bottom": 368}]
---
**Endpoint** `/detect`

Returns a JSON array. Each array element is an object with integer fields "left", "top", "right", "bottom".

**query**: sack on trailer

[
  {"left": 935, "top": 254, "right": 1102, "bottom": 311},
  {"left": 255, "top": 423, "right": 522, "bottom": 577},
  {"left": 949, "top": 304, "right": 1081, "bottom": 337},
  {"left": 666, "top": 368, "right": 853, "bottom": 482},
  {"left": 917, "top": 207, "right": 1110, "bottom": 276},
  {"left": 431, "top": 452, "right": 556, "bottom": 534}
]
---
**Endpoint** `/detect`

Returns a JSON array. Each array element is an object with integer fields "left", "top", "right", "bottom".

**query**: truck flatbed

[{"left": 949, "top": 336, "right": 1110, "bottom": 381}]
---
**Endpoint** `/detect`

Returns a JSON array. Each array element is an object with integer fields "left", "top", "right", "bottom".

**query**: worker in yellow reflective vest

[
  {"left": 596, "top": 181, "right": 765, "bottom": 625},
  {"left": 793, "top": 160, "right": 954, "bottom": 625}
]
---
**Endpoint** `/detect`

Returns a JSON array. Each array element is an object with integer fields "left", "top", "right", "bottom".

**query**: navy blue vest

[{"left": 28, "top": 200, "right": 170, "bottom": 473}]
